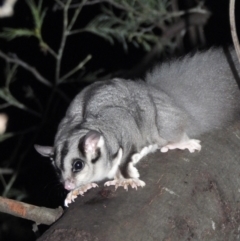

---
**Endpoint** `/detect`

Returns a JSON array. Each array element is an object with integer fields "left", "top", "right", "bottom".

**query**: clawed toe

[
  {"left": 64, "top": 183, "right": 98, "bottom": 206},
  {"left": 104, "top": 178, "right": 145, "bottom": 191},
  {"left": 161, "top": 139, "right": 201, "bottom": 153}
]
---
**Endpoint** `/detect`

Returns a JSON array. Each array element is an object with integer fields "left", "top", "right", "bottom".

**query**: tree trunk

[{"left": 38, "top": 122, "right": 240, "bottom": 241}]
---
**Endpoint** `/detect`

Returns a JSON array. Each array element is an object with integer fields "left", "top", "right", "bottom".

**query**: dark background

[{"left": 0, "top": 0, "right": 240, "bottom": 240}]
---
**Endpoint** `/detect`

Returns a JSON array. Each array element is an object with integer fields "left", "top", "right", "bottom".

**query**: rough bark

[{"left": 38, "top": 122, "right": 240, "bottom": 241}]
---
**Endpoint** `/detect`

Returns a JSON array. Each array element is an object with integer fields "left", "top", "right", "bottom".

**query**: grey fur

[
  {"left": 146, "top": 48, "right": 240, "bottom": 137},
  {"left": 35, "top": 47, "right": 240, "bottom": 192}
]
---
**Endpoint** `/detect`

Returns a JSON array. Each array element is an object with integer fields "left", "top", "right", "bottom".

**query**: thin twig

[
  {"left": 43, "top": 42, "right": 58, "bottom": 59},
  {"left": 5, "top": 63, "right": 17, "bottom": 88},
  {"left": 68, "top": 28, "right": 86, "bottom": 36},
  {"left": 0, "top": 88, "right": 42, "bottom": 117},
  {"left": 68, "top": 0, "right": 128, "bottom": 11},
  {"left": 0, "top": 174, "right": 7, "bottom": 188},
  {"left": 55, "top": 0, "right": 64, "bottom": 9},
  {"left": 59, "top": 54, "right": 92, "bottom": 83},
  {"left": 0, "top": 196, "right": 63, "bottom": 225},
  {"left": 21, "top": 106, "right": 42, "bottom": 117},
  {"left": 2, "top": 172, "right": 18, "bottom": 197},
  {"left": 55, "top": 88, "right": 71, "bottom": 102},
  {"left": 56, "top": 0, "right": 72, "bottom": 84},
  {"left": 0, "top": 50, "right": 52, "bottom": 87},
  {"left": 68, "top": 0, "right": 87, "bottom": 31},
  {"left": 229, "top": 0, "right": 240, "bottom": 64}
]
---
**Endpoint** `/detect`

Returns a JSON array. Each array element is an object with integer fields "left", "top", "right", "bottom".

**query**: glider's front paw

[{"left": 64, "top": 183, "right": 98, "bottom": 207}]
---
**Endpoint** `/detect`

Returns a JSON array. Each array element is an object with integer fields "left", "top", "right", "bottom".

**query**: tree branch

[
  {"left": 162, "top": 12, "right": 210, "bottom": 39},
  {"left": 229, "top": 0, "right": 240, "bottom": 64},
  {"left": 0, "top": 196, "right": 63, "bottom": 225}
]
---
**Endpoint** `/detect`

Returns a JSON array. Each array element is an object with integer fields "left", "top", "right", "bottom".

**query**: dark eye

[{"left": 72, "top": 159, "right": 84, "bottom": 173}]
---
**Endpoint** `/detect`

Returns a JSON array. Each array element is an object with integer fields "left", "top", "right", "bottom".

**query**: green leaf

[
  {"left": 0, "top": 28, "right": 35, "bottom": 40},
  {"left": 0, "top": 0, "right": 47, "bottom": 42},
  {"left": 26, "top": 0, "right": 47, "bottom": 31}
]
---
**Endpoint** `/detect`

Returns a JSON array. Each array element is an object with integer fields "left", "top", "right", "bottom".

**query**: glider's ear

[
  {"left": 34, "top": 145, "right": 54, "bottom": 157},
  {"left": 83, "top": 131, "right": 101, "bottom": 153},
  {"left": 78, "top": 131, "right": 103, "bottom": 159}
]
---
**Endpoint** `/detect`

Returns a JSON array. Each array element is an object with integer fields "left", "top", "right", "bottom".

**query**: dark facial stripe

[
  {"left": 53, "top": 165, "right": 61, "bottom": 177},
  {"left": 51, "top": 150, "right": 62, "bottom": 177},
  {"left": 112, "top": 149, "right": 120, "bottom": 160},
  {"left": 60, "top": 141, "right": 69, "bottom": 171},
  {"left": 91, "top": 148, "right": 101, "bottom": 164},
  {"left": 78, "top": 136, "right": 86, "bottom": 158}
]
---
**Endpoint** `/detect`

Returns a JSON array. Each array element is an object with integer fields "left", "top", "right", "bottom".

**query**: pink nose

[{"left": 64, "top": 180, "right": 76, "bottom": 190}]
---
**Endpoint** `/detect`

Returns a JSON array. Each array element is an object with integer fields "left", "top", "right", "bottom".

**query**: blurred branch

[
  {"left": 2, "top": 171, "right": 18, "bottom": 197},
  {"left": 0, "top": 103, "right": 11, "bottom": 109},
  {"left": 162, "top": 12, "right": 210, "bottom": 41},
  {"left": 0, "top": 196, "right": 63, "bottom": 225},
  {"left": 230, "top": 0, "right": 240, "bottom": 64},
  {"left": 0, "top": 168, "right": 14, "bottom": 175},
  {"left": 0, "top": 132, "right": 14, "bottom": 142}
]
